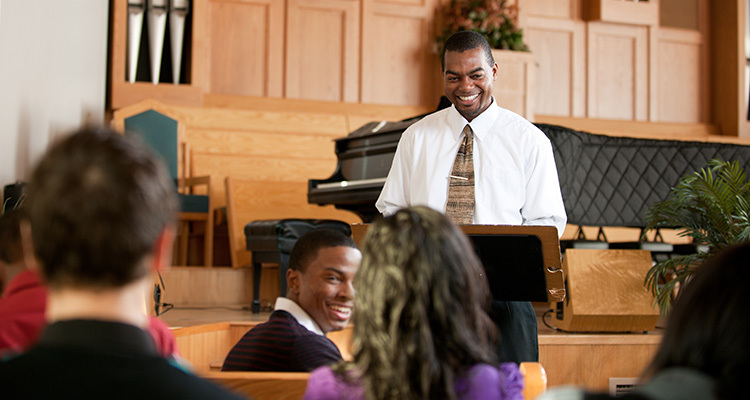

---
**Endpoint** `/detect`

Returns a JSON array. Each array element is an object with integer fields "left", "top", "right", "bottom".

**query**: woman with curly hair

[{"left": 303, "top": 206, "right": 523, "bottom": 400}]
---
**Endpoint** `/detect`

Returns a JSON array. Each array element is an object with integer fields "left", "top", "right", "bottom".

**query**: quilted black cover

[{"left": 536, "top": 123, "right": 750, "bottom": 228}]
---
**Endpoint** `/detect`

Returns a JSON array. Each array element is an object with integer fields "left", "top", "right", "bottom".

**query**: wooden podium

[
  {"left": 548, "top": 249, "right": 660, "bottom": 332},
  {"left": 351, "top": 224, "right": 566, "bottom": 304}
]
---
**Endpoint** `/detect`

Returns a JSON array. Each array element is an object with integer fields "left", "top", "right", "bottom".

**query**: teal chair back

[
  {"left": 123, "top": 108, "right": 214, "bottom": 266},
  {"left": 124, "top": 110, "right": 179, "bottom": 182},
  {"left": 124, "top": 109, "right": 208, "bottom": 213}
]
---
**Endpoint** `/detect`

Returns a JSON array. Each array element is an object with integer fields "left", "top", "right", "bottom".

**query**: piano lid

[{"left": 308, "top": 97, "right": 452, "bottom": 222}]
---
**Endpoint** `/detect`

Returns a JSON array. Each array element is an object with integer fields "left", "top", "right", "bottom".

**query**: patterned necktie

[{"left": 445, "top": 124, "right": 475, "bottom": 224}]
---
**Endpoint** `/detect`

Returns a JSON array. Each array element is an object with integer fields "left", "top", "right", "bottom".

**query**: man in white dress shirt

[{"left": 376, "top": 30, "right": 567, "bottom": 363}]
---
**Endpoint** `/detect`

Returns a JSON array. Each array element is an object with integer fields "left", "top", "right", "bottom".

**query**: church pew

[
  {"left": 202, "top": 371, "right": 309, "bottom": 400},
  {"left": 202, "top": 362, "right": 547, "bottom": 400}
]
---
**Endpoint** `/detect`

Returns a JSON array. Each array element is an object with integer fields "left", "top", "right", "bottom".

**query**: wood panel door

[
  {"left": 361, "top": 0, "right": 440, "bottom": 107},
  {"left": 587, "top": 22, "right": 651, "bottom": 121},
  {"left": 285, "top": 0, "right": 360, "bottom": 102},
  {"left": 656, "top": 28, "right": 705, "bottom": 123},
  {"left": 525, "top": 16, "right": 586, "bottom": 118},
  {"left": 205, "top": 0, "right": 284, "bottom": 97}
]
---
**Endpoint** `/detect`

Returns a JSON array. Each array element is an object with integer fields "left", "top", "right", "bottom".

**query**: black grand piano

[
  {"left": 307, "top": 118, "right": 414, "bottom": 222},
  {"left": 307, "top": 99, "right": 451, "bottom": 222}
]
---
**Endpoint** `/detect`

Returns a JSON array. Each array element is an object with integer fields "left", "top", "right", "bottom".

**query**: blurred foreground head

[
  {"left": 349, "top": 206, "right": 496, "bottom": 399},
  {"left": 26, "top": 125, "right": 178, "bottom": 290},
  {"left": 646, "top": 242, "right": 750, "bottom": 398}
]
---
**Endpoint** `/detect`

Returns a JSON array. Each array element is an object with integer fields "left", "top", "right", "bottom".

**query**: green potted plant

[
  {"left": 642, "top": 159, "right": 750, "bottom": 312},
  {"left": 436, "top": 0, "right": 529, "bottom": 53}
]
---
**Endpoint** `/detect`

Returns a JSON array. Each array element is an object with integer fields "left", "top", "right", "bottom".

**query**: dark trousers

[{"left": 490, "top": 300, "right": 538, "bottom": 363}]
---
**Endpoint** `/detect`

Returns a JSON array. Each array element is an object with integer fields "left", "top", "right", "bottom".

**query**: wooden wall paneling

[
  {"left": 285, "top": 0, "right": 360, "bottom": 102},
  {"left": 656, "top": 28, "right": 703, "bottom": 123},
  {"left": 709, "top": 0, "right": 750, "bottom": 137},
  {"left": 491, "top": 50, "right": 536, "bottom": 120},
  {"left": 525, "top": 0, "right": 576, "bottom": 20},
  {"left": 206, "top": 0, "right": 284, "bottom": 98},
  {"left": 191, "top": 152, "right": 339, "bottom": 208},
  {"left": 176, "top": 106, "right": 350, "bottom": 135},
  {"left": 162, "top": 267, "right": 254, "bottom": 306},
  {"left": 173, "top": 322, "right": 233, "bottom": 372},
  {"left": 587, "top": 22, "right": 649, "bottom": 121},
  {"left": 225, "top": 177, "right": 361, "bottom": 271},
  {"left": 538, "top": 335, "right": 661, "bottom": 390},
  {"left": 648, "top": 25, "right": 659, "bottom": 122},
  {"left": 584, "top": 0, "right": 659, "bottom": 26},
  {"left": 361, "top": 0, "right": 441, "bottom": 107},
  {"left": 525, "top": 17, "right": 586, "bottom": 117},
  {"left": 109, "top": 0, "right": 206, "bottom": 109}
]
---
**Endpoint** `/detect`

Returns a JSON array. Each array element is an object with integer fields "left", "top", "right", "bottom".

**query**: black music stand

[{"left": 351, "top": 224, "right": 565, "bottom": 303}]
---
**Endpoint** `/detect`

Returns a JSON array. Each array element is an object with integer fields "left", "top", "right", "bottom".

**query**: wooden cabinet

[
  {"left": 492, "top": 49, "right": 536, "bottom": 121},
  {"left": 524, "top": 0, "right": 710, "bottom": 126},
  {"left": 109, "top": 0, "right": 440, "bottom": 110},
  {"left": 584, "top": 0, "right": 659, "bottom": 26}
]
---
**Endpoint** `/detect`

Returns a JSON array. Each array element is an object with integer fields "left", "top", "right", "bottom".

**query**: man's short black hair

[
  {"left": 288, "top": 229, "right": 357, "bottom": 273},
  {"left": 441, "top": 30, "right": 495, "bottom": 71}
]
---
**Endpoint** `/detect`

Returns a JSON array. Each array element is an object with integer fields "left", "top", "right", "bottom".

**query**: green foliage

[
  {"left": 436, "top": 0, "right": 529, "bottom": 53},
  {"left": 643, "top": 159, "right": 750, "bottom": 312}
]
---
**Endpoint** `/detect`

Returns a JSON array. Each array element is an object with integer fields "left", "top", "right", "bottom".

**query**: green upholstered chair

[{"left": 124, "top": 109, "right": 214, "bottom": 267}]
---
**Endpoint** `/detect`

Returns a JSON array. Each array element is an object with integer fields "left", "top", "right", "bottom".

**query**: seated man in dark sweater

[{"left": 222, "top": 228, "right": 361, "bottom": 372}]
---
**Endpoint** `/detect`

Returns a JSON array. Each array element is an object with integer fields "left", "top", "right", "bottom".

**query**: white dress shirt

[
  {"left": 274, "top": 297, "right": 324, "bottom": 335},
  {"left": 375, "top": 99, "right": 567, "bottom": 237}
]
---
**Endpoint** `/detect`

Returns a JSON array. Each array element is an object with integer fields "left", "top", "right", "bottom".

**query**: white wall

[{"left": 0, "top": 0, "right": 108, "bottom": 197}]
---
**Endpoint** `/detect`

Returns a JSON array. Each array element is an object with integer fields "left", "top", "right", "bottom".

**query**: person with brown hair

[
  {"left": 0, "top": 126, "right": 242, "bottom": 399},
  {"left": 303, "top": 206, "right": 523, "bottom": 400}
]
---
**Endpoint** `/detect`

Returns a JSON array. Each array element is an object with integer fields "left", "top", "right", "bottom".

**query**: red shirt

[
  {"left": 0, "top": 270, "right": 179, "bottom": 359},
  {"left": 0, "top": 270, "right": 47, "bottom": 353}
]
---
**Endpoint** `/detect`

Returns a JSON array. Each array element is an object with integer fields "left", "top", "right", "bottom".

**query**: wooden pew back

[
  {"left": 203, "top": 371, "right": 310, "bottom": 400},
  {"left": 202, "top": 362, "right": 547, "bottom": 400}
]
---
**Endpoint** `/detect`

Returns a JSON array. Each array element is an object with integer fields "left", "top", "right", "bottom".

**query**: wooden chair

[
  {"left": 202, "top": 362, "right": 546, "bottom": 400},
  {"left": 115, "top": 100, "right": 214, "bottom": 267}
]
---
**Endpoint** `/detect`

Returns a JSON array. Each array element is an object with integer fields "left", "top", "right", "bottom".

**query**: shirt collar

[
  {"left": 274, "top": 297, "right": 324, "bottom": 335},
  {"left": 446, "top": 97, "right": 499, "bottom": 143}
]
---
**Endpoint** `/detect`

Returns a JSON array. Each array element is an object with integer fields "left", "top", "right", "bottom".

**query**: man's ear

[
  {"left": 286, "top": 268, "right": 301, "bottom": 298},
  {"left": 153, "top": 225, "right": 176, "bottom": 273}
]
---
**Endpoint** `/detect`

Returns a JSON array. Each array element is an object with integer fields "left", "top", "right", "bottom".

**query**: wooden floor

[{"left": 162, "top": 303, "right": 662, "bottom": 392}]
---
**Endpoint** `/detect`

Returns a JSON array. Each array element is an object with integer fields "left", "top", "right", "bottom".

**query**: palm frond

[{"left": 643, "top": 159, "right": 750, "bottom": 312}]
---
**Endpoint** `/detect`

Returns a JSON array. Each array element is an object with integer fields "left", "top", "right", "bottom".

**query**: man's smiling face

[
  {"left": 443, "top": 47, "right": 498, "bottom": 122},
  {"left": 291, "top": 246, "right": 360, "bottom": 333}
]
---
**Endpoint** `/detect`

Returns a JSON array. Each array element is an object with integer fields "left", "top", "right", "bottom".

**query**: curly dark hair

[{"left": 335, "top": 206, "right": 497, "bottom": 400}]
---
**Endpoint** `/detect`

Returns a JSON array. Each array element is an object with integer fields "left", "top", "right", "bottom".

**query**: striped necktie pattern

[{"left": 445, "top": 124, "right": 475, "bottom": 225}]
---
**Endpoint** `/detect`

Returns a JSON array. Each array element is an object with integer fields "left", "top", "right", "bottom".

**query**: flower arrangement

[{"left": 436, "top": 0, "right": 529, "bottom": 53}]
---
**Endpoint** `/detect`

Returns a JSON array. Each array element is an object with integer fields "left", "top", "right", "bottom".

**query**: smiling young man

[
  {"left": 222, "top": 229, "right": 360, "bottom": 372},
  {"left": 375, "top": 30, "right": 566, "bottom": 364}
]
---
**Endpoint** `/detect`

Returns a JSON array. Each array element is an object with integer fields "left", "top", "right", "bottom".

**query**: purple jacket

[{"left": 303, "top": 362, "right": 524, "bottom": 400}]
